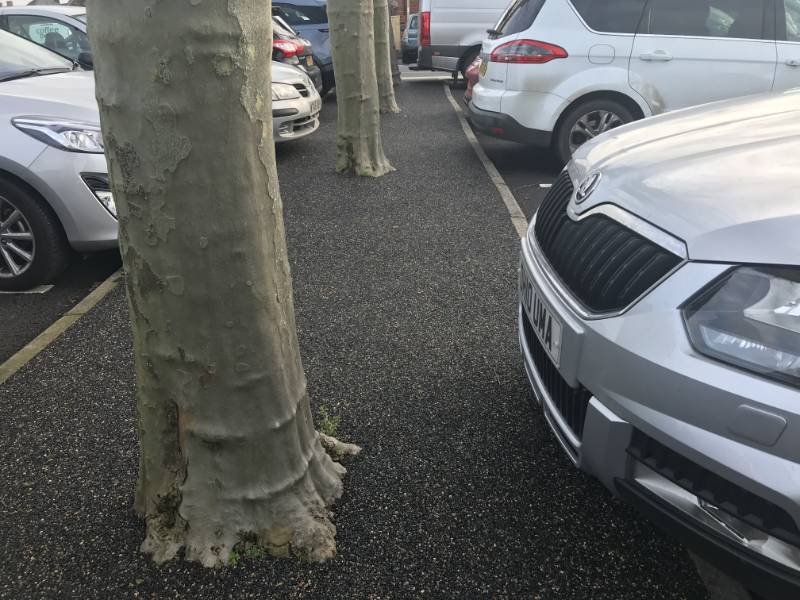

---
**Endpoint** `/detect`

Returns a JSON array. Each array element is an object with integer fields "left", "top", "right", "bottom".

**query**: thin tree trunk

[
  {"left": 328, "top": 0, "right": 395, "bottom": 176},
  {"left": 373, "top": 0, "right": 399, "bottom": 113},
  {"left": 388, "top": 17, "right": 401, "bottom": 85},
  {"left": 87, "top": 0, "right": 357, "bottom": 567}
]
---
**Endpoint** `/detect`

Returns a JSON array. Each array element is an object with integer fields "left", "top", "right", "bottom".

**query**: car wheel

[
  {"left": 460, "top": 47, "right": 480, "bottom": 80},
  {"left": 555, "top": 99, "right": 636, "bottom": 164},
  {"left": 0, "top": 177, "right": 70, "bottom": 291}
]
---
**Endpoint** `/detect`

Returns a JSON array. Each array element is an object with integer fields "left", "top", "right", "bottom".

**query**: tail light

[
  {"left": 421, "top": 11, "right": 431, "bottom": 47},
  {"left": 490, "top": 40, "right": 567, "bottom": 64},
  {"left": 273, "top": 39, "right": 302, "bottom": 58}
]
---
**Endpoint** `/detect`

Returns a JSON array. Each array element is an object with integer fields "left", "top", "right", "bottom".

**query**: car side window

[
  {"left": 786, "top": 0, "right": 800, "bottom": 41},
  {"left": 5, "top": 15, "right": 89, "bottom": 60},
  {"left": 641, "top": 0, "right": 767, "bottom": 39},
  {"left": 409, "top": 15, "right": 418, "bottom": 30},
  {"left": 570, "top": 0, "right": 648, "bottom": 34}
]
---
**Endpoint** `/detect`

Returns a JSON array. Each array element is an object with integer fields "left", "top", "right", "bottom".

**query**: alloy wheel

[
  {"left": 568, "top": 110, "right": 625, "bottom": 154},
  {"left": 0, "top": 196, "right": 35, "bottom": 279}
]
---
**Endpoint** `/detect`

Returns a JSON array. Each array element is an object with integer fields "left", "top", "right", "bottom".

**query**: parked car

[
  {"left": 464, "top": 56, "right": 480, "bottom": 103},
  {"left": 0, "top": 5, "right": 91, "bottom": 69},
  {"left": 271, "top": 61, "right": 322, "bottom": 143},
  {"left": 471, "top": 0, "right": 800, "bottom": 163},
  {"left": 0, "top": 29, "right": 111, "bottom": 290},
  {"left": 416, "top": 0, "right": 510, "bottom": 79},
  {"left": 401, "top": 13, "right": 419, "bottom": 64},
  {"left": 273, "top": 0, "right": 334, "bottom": 94},
  {"left": 273, "top": 15, "right": 323, "bottom": 93},
  {"left": 519, "top": 90, "right": 800, "bottom": 600}
]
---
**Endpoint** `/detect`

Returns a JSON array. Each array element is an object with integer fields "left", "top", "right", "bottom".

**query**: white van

[{"left": 417, "top": 0, "right": 511, "bottom": 78}]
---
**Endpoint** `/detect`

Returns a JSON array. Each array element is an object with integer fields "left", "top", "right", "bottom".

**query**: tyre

[
  {"left": 459, "top": 47, "right": 480, "bottom": 80},
  {"left": 0, "top": 177, "right": 71, "bottom": 291},
  {"left": 554, "top": 98, "right": 636, "bottom": 164}
]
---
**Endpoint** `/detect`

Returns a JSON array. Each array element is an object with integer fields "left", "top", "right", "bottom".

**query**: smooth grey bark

[
  {"left": 389, "top": 17, "right": 401, "bottom": 85},
  {"left": 373, "top": 0, "right": 399, "bottom": 114},
  {"left": 328, "top": 0, "right": 395, "bottom": 176},
  {"left": 87, "top": 0, "right": 358, "bottom": 567}
]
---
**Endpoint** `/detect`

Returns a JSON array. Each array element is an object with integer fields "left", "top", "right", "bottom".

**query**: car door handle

[
  {"left": 639, "top": 51, "right": 673, "bottom": 62},
  {"left": 786, "top": 58, "right": 800, "bottom": 67}
]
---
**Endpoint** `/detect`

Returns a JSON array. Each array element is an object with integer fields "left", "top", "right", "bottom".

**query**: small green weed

[{"left": 318, "top": 405, "right": 341, "bottom": 438}]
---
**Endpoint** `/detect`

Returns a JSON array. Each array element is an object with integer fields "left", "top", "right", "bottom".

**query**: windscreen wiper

[{"left": 0, "top": 67, "right": 72, "bottom": 83}]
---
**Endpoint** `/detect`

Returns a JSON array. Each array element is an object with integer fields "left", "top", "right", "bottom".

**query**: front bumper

[
  {"left": 518, "top": 231, "right": 800, "bottom": 599},
  {"left": 468, "top": 102, "right": 551, "bottom": 147},
  {"left": 26, "top": 146, "right": 117, "bottom": 251},
  {"left": 272, "top": 93, "right": 320, "bottom": 143}
]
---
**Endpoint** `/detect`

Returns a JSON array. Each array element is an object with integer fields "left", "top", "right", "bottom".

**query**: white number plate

[
  {"left": 310, "top": 97, "right": 321, "bottom": 113},
  {"left": 520, "top": 267, "right": 563, "bottom": 366}
]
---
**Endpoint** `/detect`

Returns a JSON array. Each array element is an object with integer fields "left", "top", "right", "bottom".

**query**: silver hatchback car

[{"left": 520, "top": 91, "right": 800, "bottom": 599}]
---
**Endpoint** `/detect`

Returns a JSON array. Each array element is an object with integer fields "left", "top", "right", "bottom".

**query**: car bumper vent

[
  {"left": 521, "top": 309, "right": 591, "bottom": 441},
  {"left": 628, "top": 429, "right": 800, "bottom": 548},
  {"left": 533, "top": 171, "right": 682, "bottom": 314}
]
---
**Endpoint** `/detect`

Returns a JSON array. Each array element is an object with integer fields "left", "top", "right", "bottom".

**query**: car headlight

[
  {"left": 271, "top": 83, "right": 301, "bottom": 101},
  {"left": 12, "top": 117, "right": 104, "bottom": 153},
  {"left": 683, "top": 266, "right": 800, "bottom": 387}
]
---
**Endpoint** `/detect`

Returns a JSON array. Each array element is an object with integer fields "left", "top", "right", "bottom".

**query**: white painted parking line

[
  {"left": 442, "top": 83, "right": 528, "bottom": 240},
  {"left": 0, "top": 285, "right": 54, "bottom": 295},
  {"left": 0, "top": 269, "right": 122, "bottom": 385}
]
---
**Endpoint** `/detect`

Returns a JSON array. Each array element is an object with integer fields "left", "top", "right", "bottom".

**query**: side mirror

[{"left": 78, "top": 51, "right": 93, "bottom": 69}]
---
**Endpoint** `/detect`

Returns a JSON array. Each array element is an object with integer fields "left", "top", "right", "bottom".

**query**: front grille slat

[
  {"left": 533, "top": 171, "right": 682, "bottom": 313},
  {"left": 629, "top": 430, "right": 800, "bottom": 548},
  {"left": 521, "top": 310, "right": 591, "bottom": 443}
]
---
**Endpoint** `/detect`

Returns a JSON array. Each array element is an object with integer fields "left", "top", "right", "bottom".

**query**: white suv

[{"left": 470, "top": 0, "right": 800, "bottom": 163}]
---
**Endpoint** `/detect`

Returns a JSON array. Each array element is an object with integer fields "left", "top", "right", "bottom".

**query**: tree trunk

[
  {"left": 87, "top": 0, "right": 356, "bottom": 567},
  {"left": 388, "top": 16, "right": 402, "bottom": 85},
  {"left": 373, "top": 0, "right": 399, "bottom": 113},
  {"left": 328, "top": 0, "right": 395, "bottom": 176}
]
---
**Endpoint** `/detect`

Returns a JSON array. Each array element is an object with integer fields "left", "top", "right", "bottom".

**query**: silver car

[
  {"left": 0, "top": 29, "right": 113, "bottom": 291},
  {"left": 519, "top": 91, "right": 800, "bottom": 599}
]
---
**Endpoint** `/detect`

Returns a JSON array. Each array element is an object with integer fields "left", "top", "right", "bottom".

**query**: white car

[
  {"left": 271, "top": 61, "right": 321, "bottom": 143},
  {"left": 470, "top": 0, "right": 800, "bottom": 163},
  {"left": 0, "top": 5, "right": 91, "bottom": 69}
]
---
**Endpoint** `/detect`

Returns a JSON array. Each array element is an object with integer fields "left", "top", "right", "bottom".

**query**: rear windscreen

[
  {"left": 273, "top": 3, "right": 328, "bottom": 26},
  {"left": 493, "top": 0, "right": 545, "bottom": 37}
]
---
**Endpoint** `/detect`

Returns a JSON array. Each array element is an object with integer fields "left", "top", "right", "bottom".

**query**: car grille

[
  {"left": 628, "top": 430, "right": 800, "bottom": 548},
  {"left": 521, "top": 309, "right": 591, "bottom": 441},
  {"left": 533, "top": 171, "right": 682, "bottom": 314},
  {"left": 293, "top": 83, "right": 310, "bottom": 97}
]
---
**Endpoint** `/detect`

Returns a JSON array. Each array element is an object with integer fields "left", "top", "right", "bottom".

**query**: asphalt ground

[
  {"left": 0, "top": 250, "right": 121, "bottom": 364},
  {"left": 0, "top": 81, "right": 707, "bottom": 599}
]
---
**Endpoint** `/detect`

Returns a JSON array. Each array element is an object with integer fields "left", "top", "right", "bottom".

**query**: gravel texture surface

[
  {"left": 0, "top": 82, "right": 707, "bottom": 599},
  {"left": 0, "top": 250, "right": 120, "bottom": 364}
]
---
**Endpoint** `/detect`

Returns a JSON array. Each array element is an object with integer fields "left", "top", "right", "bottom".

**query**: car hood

[
  {"left": 272, "top": 60, "right": 310, "bottom": 85},
  {"left": 0, "top": 70, "right": 98, "bottom": 123},
  {"left": 570, "top": 91, "right": 800, "bottom": 266}
]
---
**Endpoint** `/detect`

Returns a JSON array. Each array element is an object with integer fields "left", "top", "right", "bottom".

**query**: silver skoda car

[{"left": 519, "top": 91, "right": 800, "bottom": 600}]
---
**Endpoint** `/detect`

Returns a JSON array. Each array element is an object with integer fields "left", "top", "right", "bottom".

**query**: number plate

[
  {"left": 520, "top": 267, "right": 563, "bottom": 366},
  {"left": 310, "top": 97, "right": 321, "bottom": 113},
  {"left": 478, "top": 59, "right": 487, "bottom": 77},
  {"left": 306, "top": 55, "right": 314, "bottom": 67}
]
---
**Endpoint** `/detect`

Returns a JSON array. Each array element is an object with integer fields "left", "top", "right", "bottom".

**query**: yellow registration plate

[
  {"left": 479, "top": 59, "right": 487, "bottom": 77},
  {"left": 306, "top": 55, "right": 314, "bottom": 67}
]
